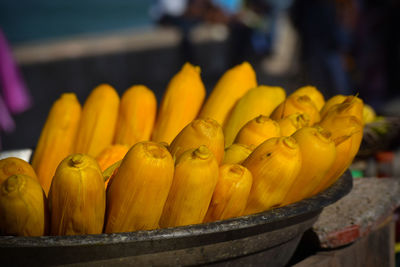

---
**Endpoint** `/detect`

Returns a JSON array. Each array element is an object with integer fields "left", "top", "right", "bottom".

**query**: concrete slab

[{"left": 312, "top": 177, "right": 400, "bottom": 248}]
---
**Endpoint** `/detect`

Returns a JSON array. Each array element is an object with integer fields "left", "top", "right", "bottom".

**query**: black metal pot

[{"left": 0, "top": 171, "right": 353, "bottom": 267}]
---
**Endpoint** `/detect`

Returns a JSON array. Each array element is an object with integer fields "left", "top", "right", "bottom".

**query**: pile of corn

[{"left": 0, "top": 62, "right": 366, "bottom": 236}]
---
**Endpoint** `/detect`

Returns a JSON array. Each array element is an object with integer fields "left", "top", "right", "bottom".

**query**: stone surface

[
  {"left": 294, "top": 218, "right": 395, "bottom": 267},
  {"left": 312, "top": 177, "right": 400, "bottom": 248}
]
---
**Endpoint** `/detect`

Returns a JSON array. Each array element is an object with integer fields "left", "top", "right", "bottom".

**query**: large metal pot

[{"left": 0, "top": 171, "right": 352, "bottom": 267}]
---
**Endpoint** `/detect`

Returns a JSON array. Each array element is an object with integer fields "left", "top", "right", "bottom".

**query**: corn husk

[
  {"left": 320, "top": 94, "right": 347, "bottom": 118},
  {"left": 169, "top": 118, "right": 224, "bottom": 164},
  {"left": 222, "top": 143, "right": 254, "bottom": 165},
  {"left": 243, "top": 137, "right": 302, "bottom": 215},
  {"left": 0, "top": 174, "right": 48, "bottom": 236},
  {"left": 270, "top": 95, "right": 320, "bottom": 125},
  {"left": 74, "top": 84, "right": 119, "bottom": 157},
  {"left": 204, "top": 164, "right": 252, "bottom": 222},
  {"left": 49, "top": 154, "right": 105, "bottom": 235},
  {"left": 276, "top": 113, "right": 311, "bottom": 136},
  {"left": 31, "top": 93, "right": 81, "bottom": 195},
  {"left": 159, "top": 146, "right": 219, "bottom": 228},
  {"left": 151, "top": 63, "right": 206, "bottom": 144},
  {"left": 0, "top": 157, "right": 37, "bottom": 185},
  {"left": 105, "top": 141, "right": 174, "bottom": 233},
  {"left": 234, "top": 115, "right": 281, "bottom": 147},
  {"left": 114, "top": 85, "right": 157, "bottom": 146},
  {"left": 282, "top": 126, "right": 336, "bottom": 205},
  {"left": 290, "top": 85, "right": 325, "bottom": 111},
  {"left": 223, "top": 85, "right": 285, "bottom": 146},
  {"left": 199, "top": 62, "right": 257, "bottom": 127}
]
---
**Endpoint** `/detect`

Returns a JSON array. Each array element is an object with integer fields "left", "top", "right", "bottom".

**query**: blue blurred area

[{"left": 0, "top": 0, "right": 152, "bottom": 44}]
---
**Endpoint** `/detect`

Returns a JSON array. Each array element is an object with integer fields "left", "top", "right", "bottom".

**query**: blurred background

[{"left": 0, "top": 0, "right": 399, "bottom": 150}]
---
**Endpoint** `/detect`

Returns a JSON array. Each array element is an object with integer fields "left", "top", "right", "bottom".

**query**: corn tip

[
  {"left": 282, "top": 136, "right": 298, "bottom": 150},
  {"left": 229, "top": 164, "right": 245, "bottom": 176},
  {"left": 143, "top": 142, "right": 168, "bottom": 159},
  {"left": 194, "top": 145, "right": 211, "bottom": 159}
]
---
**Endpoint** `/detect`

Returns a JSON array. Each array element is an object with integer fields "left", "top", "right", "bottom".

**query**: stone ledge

[{"left": 312, "top": 177, "right": 400, "bottom": 248}]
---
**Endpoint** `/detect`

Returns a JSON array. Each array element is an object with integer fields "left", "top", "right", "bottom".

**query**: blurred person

[
  {"left": 290, "top": 0, "right": 352, "bottom": 98},
  {"left": 249, "top": 0, "right": 293, "bottom": 56},
  {"left": 225, "top": 0, "right": 293, "bottom": 67},
  {"left": 150, "top": 0, "right": 223, "bottom": 63},
  {"left": 150, "top": 0, "right": 194, "bottom": 62}
]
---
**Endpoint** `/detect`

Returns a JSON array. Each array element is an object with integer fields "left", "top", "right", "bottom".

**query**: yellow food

[
  {"left": 234, "top": 115, "right": 281, "bottom": 147},
  {"left": 321, "top": 95, "right": 364, "bottom": 124},
  {"left": 105, "top": 141, "right": 174, "bottom": 233},
  {"left": 290, "top": 85, "right": 325, "bottom": 111},
  {"left": 102, "top": 160, "right": 121, "bottom": 188},
  {"left": 222, "top": 143, "right": 254, "bottom": 165},
  {"left": 114, "top": 85, "right": 157, "bottom": 146},
  {"left": 74, "top": 84, "right": 120, "bottom": 157},
  {"left": 0, "top": 157, "right": 37, "bottom": 186},
  {"left": 31, "top": 93, "right": 81, "bottom": 195},
  {"left": 204, "top": 164, "right": 252, "bottom": 222},
  {"left": 223, "top": 85, "right": 286, "bottom": 146},
  {"left": 49, "top": 154, "right": 105, "bottom": 235},
  {"left": 169, "top": 118, "right": 224, "bottom": 164},
  {"left": 313, "top": 115, "right": 363, "bottom": 193},
  {"left": 0, "top": 60, "right": 371, "bottom": 237},
  {"left": 282, "top": 126, "right": 336, "bottom": 205},
  {"left": 159, "top": 146, "right": 219, "bottom": 227},
  {"left": 151, "top": 63, "right": 206, "bottom": 144},
  {"left": 243, "top": 137, "right": 302, "bottom": 215},
  {"left": 320, "top": 94, "right": 347, "bottom": 119},
  {"left": 95, "top": 144, "right": 130, "bottom": 172},
  {"left": 276, "top": 113, "right": 311, "bottom": 136},
  {"left": 270, "top": 95, "right": 320, "bottom": 125},
  {"left": 199, "top": 62, "right": 257, "bottom": 127},
  {"left": 0, "top": 174, "right": 48, "bottom": 236}
]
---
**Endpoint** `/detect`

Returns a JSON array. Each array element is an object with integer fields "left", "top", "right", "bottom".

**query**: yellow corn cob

[
  {"left": 234, "top": 115, "right": 281, "bottom": 148},
  {"left": 105, "top": 141, "right": 174, "bottom": 233},
  {"left": 95, "top": 144, "right": 130, "bottom": 172},
  {"left": 0, "top": 157, "right": 37, "bottom": 185},
  {"left": 159, "top": 146, "right": 219, "bottom": 228},
  {"left": 282, "top": 126, "right": 336, "bottom": 205},
  {"left": 276, "top": 113, "right": 311, "bottom": 136},
  {"left": 270, "top": 95, "right": 321, "bottom": 125},
  {"left": 204, "top": 164, "right": 252, "bottom": 223},
  {"left": 151, "top": 63, "right": 206, "bottom": 144},
  {"left": 223, "top": 85, "right": 286, "bottom": 146},
  {"left": 320, "top": 94, "right": 347, "bottom": 119},
  {"left": 243, "top": 136, "right": 302, "bottom": 215},
  {"left": 102, "top": 159, "right": 121, "bottom": 189},
  {"left": 290, "top": 85, "right": 325, "bottom": 111},
  {"left": 114, "top": 85, "right": 157, "bottom": 146},
  {"left": 49, "top": 154, "right": 105, "bottom": 235},
  {"left": 222, "top": 143, "right": 254, "bottom": 165},
  {"left": 31, "top": 93, "right": 81, "bottom": 195},
  {"left": 321, "top": 95, "right": 364, "bottom": 124},
  {"left": 199, "top": 62, "right": 257, "bottom": 127},
  {"left": 74, "top": 84, "right": 119, "bottom": 157},
  {"left": 319, "top": 114, "right": 363, "bottom": 145},
  {"left": 312, "top": 116, "right": 363, "bottom": 194},
  {"left": 0, "top": 174, "right": 48, "bottom": 236},
  {"left": 169, "top": 118, "right": 225, "bottom": 164}
]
